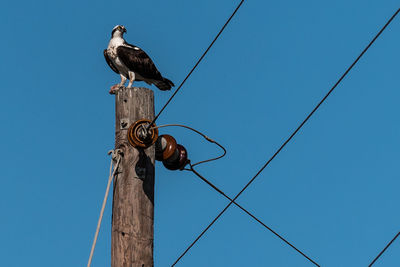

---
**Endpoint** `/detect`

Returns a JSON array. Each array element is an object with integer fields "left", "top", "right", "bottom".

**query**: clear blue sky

[{"left": 1, "top": 0, "right": 399, "bottom": 266}]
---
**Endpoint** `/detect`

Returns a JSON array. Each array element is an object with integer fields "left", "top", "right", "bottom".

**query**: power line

[
  {"left": 369, "top": 231, "right": 400, "bottom": 266},
  {"left": 151, "top": 124, "right": 227, "bottom": 167},
  {"left": 172, "top": 7, "right": 400, "bottom": 265},
  {"left": 149, "top": 0, "right": 245, "bottom": 128},
  {"left": 153, "top": 125, "right": 318, "bottom": 265},
  {"left": 175, "top": 163, "right": 320, "bottom": 267}
]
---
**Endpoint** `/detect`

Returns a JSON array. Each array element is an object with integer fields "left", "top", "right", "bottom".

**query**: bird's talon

[{"left": 109, "top": 84, "right": 120, "bottom": 95}]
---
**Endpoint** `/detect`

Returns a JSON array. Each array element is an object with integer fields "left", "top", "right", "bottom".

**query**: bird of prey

[{"left": 104, "top": 25, "right": 174, "bottom": 94}]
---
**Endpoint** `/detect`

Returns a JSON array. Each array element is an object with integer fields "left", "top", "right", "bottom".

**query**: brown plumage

[{"left": 104, "top": 25, "right": 174, "bottom": 91}]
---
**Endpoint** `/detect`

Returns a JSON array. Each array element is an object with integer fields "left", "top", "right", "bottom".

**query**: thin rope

[
  {"left": 172, "top": 7, "right": 400, "bottom": 265},
  {"left": 148, "top": 0, "right": 245, "bottom": 129},
  {"left": 152, "top": 124, "right": 226, "bottom": 167},
  {"left": 369, "top": 231, "right": 400, "bottom": 266},
  {"left": 181, "top": 163, "right": 320, "bottom": 266},
  {"left": 87, "top": 150, "right": 122, "bottom": 267}
]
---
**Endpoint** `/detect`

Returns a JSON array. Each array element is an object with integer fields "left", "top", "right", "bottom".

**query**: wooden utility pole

[{"left": 112, "top": 86, "right": 155, "bottom": 267}]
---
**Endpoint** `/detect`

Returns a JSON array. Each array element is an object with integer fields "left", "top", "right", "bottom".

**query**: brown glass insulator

[{"left": 163, "top": 144, "right": 189, "bottom": 170}]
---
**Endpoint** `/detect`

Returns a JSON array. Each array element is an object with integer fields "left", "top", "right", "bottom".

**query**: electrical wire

[
  {"left": 369, "top": 231, "right": 400, "bottom": 266},
  {"left": 172, "top": 7, "right": 400, "bottom": 265},
  {"left": 154, "top": 124, "right": 317, "bottom": 265},
  {"left": 148, "top": 0, "right": 245, "bottom": 129},
  {"left": 151, "top": 124, "right": 226, "bottom": 167},
  {"left": 155, "top": 124, "right": 319, "bottom": 265},
  {"left": 178, "top": 163, "right": 320, "bottom": 267}
]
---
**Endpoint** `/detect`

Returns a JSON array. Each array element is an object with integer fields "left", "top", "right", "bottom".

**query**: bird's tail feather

[{"left": 154, "top": 77, "right": 174, "bottom": 91}]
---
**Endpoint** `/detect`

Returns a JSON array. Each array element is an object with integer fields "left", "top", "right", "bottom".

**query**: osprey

[{"left": 104, "top": 25, "right": 174, "bottom": 94}]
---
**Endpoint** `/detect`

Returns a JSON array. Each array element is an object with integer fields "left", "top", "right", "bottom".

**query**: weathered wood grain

[{"left": 112, "top": 87, "right": 155, "bottom": 267}]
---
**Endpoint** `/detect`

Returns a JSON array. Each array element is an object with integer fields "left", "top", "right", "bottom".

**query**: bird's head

[{"left": 111, "top": 25, "right": 127, "bottom": 38}]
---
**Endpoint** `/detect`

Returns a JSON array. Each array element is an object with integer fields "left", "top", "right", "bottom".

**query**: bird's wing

[
  {"left": 103, "top": 49, "right": 119, "bottom": 74},
  {"left": 116, "top": 45, "right": 163, "bottom": 80}
]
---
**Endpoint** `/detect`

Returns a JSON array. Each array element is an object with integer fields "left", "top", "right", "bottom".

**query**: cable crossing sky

[
  {"left": 368, "top": 231, "right": 400, "bottom": 266},
  {"left": 171, "top": 6, "right": 400, "bottom": 267},
  {"left": 149, "top": 0, "right": 245, "bottom": 128}
]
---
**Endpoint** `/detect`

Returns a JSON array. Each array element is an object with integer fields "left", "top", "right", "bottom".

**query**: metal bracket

[{"left": 120, "top": 118, "right": 129, "bottom": 129}]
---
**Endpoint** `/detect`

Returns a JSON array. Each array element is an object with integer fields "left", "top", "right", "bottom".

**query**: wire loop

[{"left": 152, "top": 124, "right": 226, "bottom": 167}]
